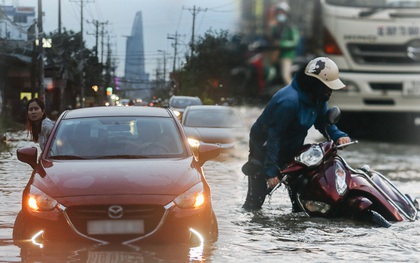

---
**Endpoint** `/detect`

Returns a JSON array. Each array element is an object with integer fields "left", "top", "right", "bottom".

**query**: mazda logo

[
  {"left": 108, "top": 205, "right": 124, "bottom": 219},
  {"left": 407, "top": 39, "right": 420, "bottom": 61}
]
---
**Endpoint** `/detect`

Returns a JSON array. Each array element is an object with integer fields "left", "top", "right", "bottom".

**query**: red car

[{"left": 13, "top": 106, "right": 220, "bottom": 246}]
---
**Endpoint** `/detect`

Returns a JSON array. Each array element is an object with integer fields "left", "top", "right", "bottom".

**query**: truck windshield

[{"left": 326, "top": 0, "right": 420, "bottom": 8}]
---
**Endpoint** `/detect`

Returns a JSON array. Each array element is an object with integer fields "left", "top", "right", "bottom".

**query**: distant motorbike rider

[
  {"left": 242, "top": 57, "right": 351, "bottom": 211},
  {"left": 267, "top": 1, "right": 300, "bottom": 85}
]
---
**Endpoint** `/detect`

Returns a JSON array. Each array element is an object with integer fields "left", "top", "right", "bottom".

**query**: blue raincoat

[{"left": 249, "top": 77, "right": 348, "bottom": 178}]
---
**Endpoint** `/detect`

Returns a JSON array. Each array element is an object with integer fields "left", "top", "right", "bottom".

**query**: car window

[
  {"left": 170, "top": 98, "right": 202, "bottom": 108},
  {"left": 48, "top": 116, "right": 186, "bottom": 159},
  {"left": 184, "top": 108, "right": 245, "bottom": 128}
]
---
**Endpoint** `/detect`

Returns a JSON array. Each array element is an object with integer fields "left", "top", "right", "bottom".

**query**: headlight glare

[
  {"left": 295, "top": 145, "right": 324, "bottom": 167},
  {"left": 27, "top": 185, "right": 58, "bottom": 211},
  {"left": 174, "top": 183, "right": 206, "bottom": 208}
]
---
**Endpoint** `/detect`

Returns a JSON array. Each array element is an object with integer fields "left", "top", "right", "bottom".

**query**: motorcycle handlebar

[{"left": 336, "top": 140, "right": 358, "bottom": 149}]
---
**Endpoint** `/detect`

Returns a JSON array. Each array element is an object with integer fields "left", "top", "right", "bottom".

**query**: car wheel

[
  {"left": 208, "top": 210, "right": 219, "bottom": 242},
  {"left": 13, "top": 211, "right": 35, "bottom": 245}
]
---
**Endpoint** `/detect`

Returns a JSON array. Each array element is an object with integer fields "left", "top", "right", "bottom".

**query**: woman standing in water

[{"left": 26, "top": 98, "right": 55, "bottom": 151}]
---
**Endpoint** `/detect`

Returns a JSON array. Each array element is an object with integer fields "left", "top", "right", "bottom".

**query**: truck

[
  {"left": 316, "top": 0, "right": 420, "bottom": 141},
  {"left": 239, "top": 0, "right": 420, "bottom": 141}
]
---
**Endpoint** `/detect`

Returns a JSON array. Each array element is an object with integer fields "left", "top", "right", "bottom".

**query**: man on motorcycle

[{"left": 242, "top": 57, "right": 351, "bottom": 211}]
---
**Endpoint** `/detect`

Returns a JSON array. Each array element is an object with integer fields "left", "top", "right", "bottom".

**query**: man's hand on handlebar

[
  {"left": 336, "top": 136, "right": 351, "bottom": 145},
  {"left": 267, "top": 177, "right": 280, "bottom": 189}
]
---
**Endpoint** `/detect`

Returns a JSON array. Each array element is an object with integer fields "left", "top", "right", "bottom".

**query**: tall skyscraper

[{"left": 125, "top": 11, "right": 148, "bottom": 83}]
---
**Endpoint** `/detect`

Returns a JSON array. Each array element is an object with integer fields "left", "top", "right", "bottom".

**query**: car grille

[
  {"left": 347, "top": 43, "right": 419, "bottom": 65},
  {"left": 65, "top": 205, "right": 165, "bottom": 242}
]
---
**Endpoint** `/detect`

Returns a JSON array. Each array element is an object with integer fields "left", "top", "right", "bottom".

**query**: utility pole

[
  {"left": 87, "top": 20, "right": 99, "bottom": 57},
  {"left": 183, "top": 5, "right": 207, "bottom": 57},
  {"left": 167, "top": 32, "right": 182, "bottom": 74},
  {"left": 167, "top": 32, "right": 184, "bottom": 95},
  {"left": 37, "top": 0, "right": 44, "bottom": 101},
  {"left": 70, "top": 0, "right": 93, "bottom": 107},
  {"left": 87, "top": 20, "right": 108, "bottom": 63},
  {"left": 100, "top": 21, "right": 109, "bottom": 64},
  {"left": 58, "top": 0, "right": 61, "bottom": 34}
]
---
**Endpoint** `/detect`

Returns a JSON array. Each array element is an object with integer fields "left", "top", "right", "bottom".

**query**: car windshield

[
  {"left": 170, "top": 98, "right": 202, "bottom": 108},
  {"left": 47, "top": 116, "right": 186, "bottom": 159},
  {"left": 183, "top": 108, "right": 245, "bottom": 128}
]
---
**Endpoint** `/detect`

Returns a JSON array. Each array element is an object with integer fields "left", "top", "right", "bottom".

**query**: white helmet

[
  {"left": 304, "top": 57, "right": 345, "bottom": 90},
  {"left": 276, "top": 2, "right": 290, "bottom": 13}
]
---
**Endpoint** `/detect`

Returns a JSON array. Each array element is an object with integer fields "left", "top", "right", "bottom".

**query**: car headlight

[
  {"left": 295, "top": 145, "right": 324, "bottom": 167},
  {"left": 335, "top": 161, "right": 347, "bottom": 196},
  {"left": 188, "top": 138, "right": 200, "bottom": 148},
  {"left": 27, "top": 185, "right": 58, "bottom": 211},
  {"left": 301, "top": 200, "right": 330, "bottom": 214},
  {"left": 174, "top": 182, "right": 205, "bottom": 209}
]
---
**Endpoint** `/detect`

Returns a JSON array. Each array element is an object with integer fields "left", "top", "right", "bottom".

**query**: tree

[
  {"left": 173, "top": 30, "right": 246, "bottom": 104},
  {"left": 44, "top": 29, "right": 104, "bottom": 109}
]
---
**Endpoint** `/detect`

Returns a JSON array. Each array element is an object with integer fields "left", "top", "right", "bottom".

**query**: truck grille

[{"left": 348, "top": 43, "right": 420, "bottom": 65}]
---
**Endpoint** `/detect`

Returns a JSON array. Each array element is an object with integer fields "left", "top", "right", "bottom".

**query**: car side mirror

[
  {"left": 17, "top": 147, "right": 38, "bottom": 169},
  {"left": 197, "top": 143, "right": 221, "bottom": 166}
]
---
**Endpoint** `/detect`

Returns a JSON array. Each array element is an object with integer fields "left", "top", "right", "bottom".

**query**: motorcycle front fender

[{"left": 349, "top": 174, "right": 405, "bottom": 222}]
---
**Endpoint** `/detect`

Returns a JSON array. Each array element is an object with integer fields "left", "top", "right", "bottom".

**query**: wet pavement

[{"left": 1, "top": 106, "right": 420, "bottom": 262}]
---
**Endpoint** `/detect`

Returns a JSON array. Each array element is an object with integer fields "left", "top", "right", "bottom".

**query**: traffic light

[{"left": 106, "top": 87, "right": 113, "bottom": 96}]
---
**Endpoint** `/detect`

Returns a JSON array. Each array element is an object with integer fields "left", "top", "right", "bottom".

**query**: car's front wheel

[
  {"left": 13, "top": 211, "right": 37, "bottom": 245},
  {"left": 208, "top": 210, "right": 219, "bottom": 242}
]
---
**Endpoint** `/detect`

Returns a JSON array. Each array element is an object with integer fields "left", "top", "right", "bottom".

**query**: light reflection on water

[{"left": 1, "top": 109, "right": 420, "bottom": 262}]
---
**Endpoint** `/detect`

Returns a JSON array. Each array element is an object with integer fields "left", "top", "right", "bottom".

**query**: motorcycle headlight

[
  {"left": 335, "top": 161, "right": 347, "bottom": 196},
  {"left": 174, "top": 182, "right": 206, "bottom": 209},
  {"left": 295, "top": 145, "right": 324, "bottom": 167},
  {"left": 27, "top": 185, "right": 58, "bottom": 211},
  {"left": 301, "top": 200, "right": 330, "bottom": 214}
]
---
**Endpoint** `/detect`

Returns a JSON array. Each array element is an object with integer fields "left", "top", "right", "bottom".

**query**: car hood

[
  {"left": 34, "top": 157, "right": 201, "bottom": 198},
  {"left": 183, "top": 126, "right": 248, "bottom": 144}
]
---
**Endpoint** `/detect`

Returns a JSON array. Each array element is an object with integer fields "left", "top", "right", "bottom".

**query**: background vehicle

[
  {"left": 13, "top": 106, "right": 220, "bottom": 246},
  {"left": 182, "top": 105, "right": 248, "bottom": 153},
  {"left": 239, "top": 0, "right": 420, "bottom": 141},
  {"left": 168, "top": 96, "right": 203, "bottom": 121},
  {"left": 318, "top": 0, "right": 420, "bottom": 140},
  {"left": 274, "top": 107, "right": 418, "bottom": 226}
]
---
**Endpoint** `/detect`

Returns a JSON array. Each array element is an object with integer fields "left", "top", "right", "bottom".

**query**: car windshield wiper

[{"left": 49, "top": 155, "right": 87, "bottom": 160}]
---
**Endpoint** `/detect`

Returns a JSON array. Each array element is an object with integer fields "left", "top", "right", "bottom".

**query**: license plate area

[
  {"left": 87, "top": 220, "right": 144, "bottom": 235},
  {"left": 403, "top": 80, "right": 420, "bottom": 96}
]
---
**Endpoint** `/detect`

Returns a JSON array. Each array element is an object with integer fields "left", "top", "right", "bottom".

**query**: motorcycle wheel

[{"left": 365, "top": 210, "right": 392, "bottom": 228}]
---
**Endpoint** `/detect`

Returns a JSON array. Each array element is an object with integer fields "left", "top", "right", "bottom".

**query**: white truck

[{"left": 318, "top": 0, "right": 420, "bottom": 140}]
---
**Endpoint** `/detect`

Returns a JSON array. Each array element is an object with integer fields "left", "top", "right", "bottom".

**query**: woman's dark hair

[{"left": 26, "top": 98, "right": 47, "bottom": 142}]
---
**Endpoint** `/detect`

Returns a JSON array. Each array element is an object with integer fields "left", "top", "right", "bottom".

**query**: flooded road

[{"left": 1, "top": 106, "right": 420, "bottom": 263}]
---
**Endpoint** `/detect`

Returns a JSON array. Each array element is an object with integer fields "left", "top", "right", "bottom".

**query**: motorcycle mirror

[{"left": 326, "top": 106, "right": 341, "bottom": 126}]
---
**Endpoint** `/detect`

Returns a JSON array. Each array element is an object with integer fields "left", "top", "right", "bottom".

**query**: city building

[
  {"left": 122, "top": 11, "right": 151, "bottom": 101},
  {"left": 0, "top": 5, "right": 36, "bottom": 120}
]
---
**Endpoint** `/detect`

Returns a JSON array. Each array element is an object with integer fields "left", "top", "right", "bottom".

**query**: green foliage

[
  {"left": 44, "top": 29, "right": 107, "bottom": 107},
  {"left": 173, "top": 30, "right": 246, "bottom": 103}
]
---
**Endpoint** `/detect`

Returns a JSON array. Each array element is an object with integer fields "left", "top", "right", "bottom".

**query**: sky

[{"left": 10, "top": 0, "right": 240, "bottom": 78}]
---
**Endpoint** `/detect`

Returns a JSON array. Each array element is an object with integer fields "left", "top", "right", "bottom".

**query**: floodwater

[{"left": 1, "top": 106, "right": 420, "bottom": 263}]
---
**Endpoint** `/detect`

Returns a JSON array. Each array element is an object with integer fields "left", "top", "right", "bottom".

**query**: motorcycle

[{"left": 270, "top": 106, "right": 418, "bottom": 227}]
